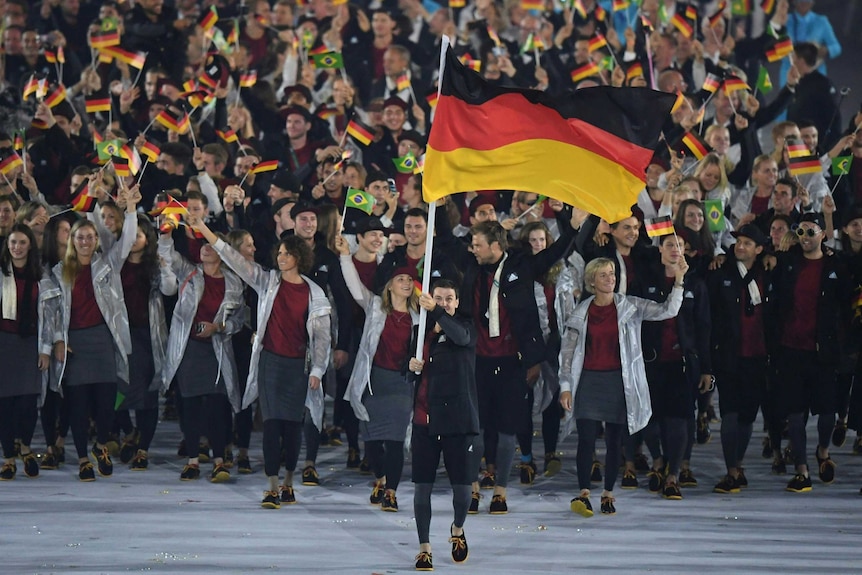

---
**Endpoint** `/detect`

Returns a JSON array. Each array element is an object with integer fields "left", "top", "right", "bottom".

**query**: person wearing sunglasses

[{"left": 765, "top": 212, "right": 851, "bottom": 493}]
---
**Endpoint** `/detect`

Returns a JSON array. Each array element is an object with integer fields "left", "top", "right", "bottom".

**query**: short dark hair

[
  {"left": 431, "top": 278, "right": 459, "bottom": 298},
  {"left": 160, "top": 142, "right": 192, "bottom": 167},
  {"left": 186, "top": 189, "right": 209, "bottom": 208},
  {"left": 272, "top": 234, "right": 314, "bottom": 275},
  {"left": 794, "top": 42, "right": 818, "bottom": 68},
  {"left": 404, "top": 207, "right": 428, "bottom": 223},
  {"left": 775, "top": 177, "right": 798, "bottom": 197},
  {"left": 471, "top": 221, "right": 508, "bottom": 252}
]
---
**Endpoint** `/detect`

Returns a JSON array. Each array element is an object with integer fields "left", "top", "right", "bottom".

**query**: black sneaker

[
  {"left": 468, "top": 492, "right": 481, "bottom": 514},
  {"left": 92, "top": 446, "right": 113, "bottom": 477},
  {"left": 570, "top": 496, "right": 593, "bottom": 517},
  {"left": 678, "top": 469, "right": 697, "bottom": 487},
  {"left": 600, "top": 495, "right": 616, "bottom": 515},
  {"left": 590, "top": 461, "right": 603, "bottom": 484},
  {"left": 280, "top": 486, "right": 296, "bottom": 504},
  {"left": 489, "top": 494, "right": 508, "bottom": 515},
  {"left": 620, "top": 469, "right": 638, "bottom": 489},
  {"left": 130, "top": 450, "right": 149, "bottom": 471},
  {"left": 736, "top": 468, "right": 748, "bottom": 488},
  {"left": 79, "top": 461, "right": 96, "bottom": 482},
  {"left": 817, "top": 453, "right": 836, "bottom": 484},
  {"left": 346, "top": 448, "right": 361, "bottom": 469},
  {"left": 832, "top": 421, "right": 848, "bottom": 448},
  {"left": 415, "top": 551, "right": 433, "bottom": 571},
  {"left": 479, "top": 472, "right": 495, "bottom": 490},
  {"left": 0, "top": 461, "right": 15, "bottom": 480},
  {"left": 519, "top": 461, "right": 536, "bottom": 485},
  {"left": 771, "top": 457, "right": 787, "bottom": 475},
  {"left": 222, "top": 447, "right": 234, "bottom": 469},
  {"left": 449, "top": 527, "right": 468, "bottom": 563},
  {"left": 237, "top": 456, "right": 252, "bottom": 474},
  {"left": 761, "top": 437, "right": 773, "bottom": 459},
  {"left": 662, "top": 482, "right": 683, "bottom": 500},
  {"left": 853, "top": 437, "right": 862, "bottom": 455},
  {"left": 210, "top": 463, "right": 230, "bottom": 483},
  {"left": 785, "top": 474, "right": 812, "bottom": 493},
  {"left": 633, "top": 453, "right": 650, "bottom": 473},
  {"left": 370, "top": 481, "right": 385, "bottom": 505},
  {"left": 21, "top": 453, "right": 39, "bottom": 478},
  {"left": 696, "top": 415, "right": 711, "bottom": 445},
  {"left": 119, "top": 430, "right": 139, "bottom": 464},
  {"left": 381, "top": 491, "right": 398, "bottom": 512},
  {"left": 713, "top": 475, "right": 740, "bottom": 494},
  {"left": 261, "top": 491, "right": 281, "bottom": 509},
  {"left": 40, "top": 451, "right": 58, "bottom": 470},
  {"left": 647, "top": 469, "right": 664, "bottom": 493},
  {"left": 198, "top": 443, "right": 211, "bottom": 463},
  {"left": 180, "top": 464, "right": 200, "bottom": 481},
  {"left": 301, "top": 465, "right": 319, "bottom": 486},
  {"left": 359, "top": 457, "right": 371, "bottom": 474},
  {"left": 327, "top": 427, "right": 343, "bottom": 446},
  {"left": 543, "top": 453, "right": 562, "bottom": 477}
]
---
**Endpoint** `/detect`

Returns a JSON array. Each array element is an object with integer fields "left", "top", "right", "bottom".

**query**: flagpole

[
  {"left": 338, "top": 111, "right": 355, "bottom": 148},
  {"left": 137, "top": 158, "right": 150, "bottom": 184},
  {"left": 414, "top": 35, "right": 449, "bottom": 369},
  {"left": 50, "top": 207, "right": 75, "bottom": 219}
]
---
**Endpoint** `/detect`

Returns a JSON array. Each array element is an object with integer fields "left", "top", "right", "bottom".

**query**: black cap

[
  {"left": 383, "top": 96, "right": 409, "bottom": 112},
  {"left": 290, "top": 201, "right": 318, "bottom": 219},
  {"left": 278, "top": 105, "right": 313, "bottom": 122},
  {"left": 799, "top": 212, "right": 825, "bottom": 229},
  {"left": 271, "top": 170, "right": 300, "bottom": 195},
  {"left": 398, "top": 130, "right": 426, "bottom": 149},
  {"left": 843, "top": 204, "right": 862, "bottom": 227},
  {"left": 271, "top": 197, "right": 296, "bottom": 217},
  {"left": 356, "top": 216, "right": 387, "bottom": 235},
  {"left": 731, "top": 223, "right": 769, "bottom": 246},
  {"left": 281, "top": 85, "right": 313, "bottom": 105}
]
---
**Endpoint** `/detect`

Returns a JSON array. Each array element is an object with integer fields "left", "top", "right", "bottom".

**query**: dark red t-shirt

[
  {"left": 121, "top": 261, "right": 150, "bottom": 328},
  {"left": 372, "top": 45, "right": 387, "bottom": 80},
  {"left": 373, "top": 310, "right": 412, "bottom": 370},
  {"left": 780, "top": 257, "right": 823, "bottom": 351},
  {"left": 659, "top": 277, "right": 683, "bottom": 362},
  {"left": 751, "top": 194, "right": 770, "bottom": 216},
  {"left": 474, "top": 272, "right": 518, "bottom": 357},
  {"left": 620, "top": 254, "right": 635, "bottom": 291},
  {"left": 353, "top": 257, "right": 377, "bottom": 291},
  {"left": 186, "top": 235, "right": 203, "bottom": 264},
  {"left": 583, "top": 301, "right": 622, "bottom": 370},
  {"left": 262, "top": 279, "right": 310, "bottom": 358},
  {"left": 0, "top": 267, "right": 39, "bottom": 335},
  {"left": 69, "top": 265, "right": 104, "bottom": 329},
  {"left": 190, "top": 274, "right": 225, "bottom": 342},
  {"left": 739, "top": 277, "right": 767, "bottom": 358}
]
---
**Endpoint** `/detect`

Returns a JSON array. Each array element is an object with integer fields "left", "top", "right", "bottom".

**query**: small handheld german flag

[
  {"left": 239, "top": 71, "right": 257, "bottom": 88},
  {"left": 788, "top": 155, "right": 821, "bottom": 177},
  {"left": 346, "top": 119, "right": 374, "bottom": 146},
  {"left": 0, "top": 150, "right": 23, "bottom": 175},
  {"left": 786, "top": 142, "right": 809, "bottom": 159},
  {"left": 722, "top": 76, "right": 750, "bottom": 94},
  {"left": 571, "top": 61, "right": 600, "bottom": 83},
  {"left": 701, "top": 73, "right": 722, "bottom": 93},
  {"left": 425, "top": 91, "right": 438, "bottom": 109},
  {"left": 216, "top": 128, "right": 238, "bottom": 144},
  {"left": 85, "top": 96, "right": 112, "bottom": 114},
  {"left": 396, "top": 73, "right": 411, "bottom": 92},
  {"left": 588, "top": 33, "right": 607, "bottom": 53},
  {"left": 765, "top": 37, "right": 793, "bottom": 62},
  {"left": 140, "top": 140, "right": 161, "bottom": 163},
  {"left": 670, "top": 13, "right": 694, "bottom": 38},
  {"left": 645, "top": 216, "right": 674, "bottom": 238},
  {"left": 199, "top": 5, "right": 218, "bottom": 32},
  {"left": 681, "top": 131, "right": 710, "bottom": 161},
  {"left": 250, "top": 159, "right": 279, "bottom": 174},
  {"left": 70, "top": 180, "right": 96, "bottom": 213}
]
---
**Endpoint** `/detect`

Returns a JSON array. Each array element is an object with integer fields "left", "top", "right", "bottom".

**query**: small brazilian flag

[
  {"left": 832, "top": 155, "right": 852, "bottom": 176},
  {"left": 704, "top": 199, "right": 725, "bottom": 233},
  {"left": 96, "top": 138, "right": 124, "bottom": 161},
  {"left": 345, "top": 188, "right": 375, "bottom": 214},
  {"left": 311, "top": 52, "right": 344, "bottom": 69},
  {"left": 756, "top": 65, "right": 773, "bottom": 94},
  {"left": 393, "top": 152, "right": 417, "bottom": 174}
]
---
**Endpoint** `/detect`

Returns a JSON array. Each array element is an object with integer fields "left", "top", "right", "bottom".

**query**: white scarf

[
  {"left": 488, "top": 253, "right": 508, "bottom": 338},
  {"left": 615, "top": 251, "right": 627, "bottom": 295},
  {"left": 737, "top": 261, "right": 761, "bottom": 306},
  {"left": 1, "top": 274, "right": 16, "bottom": 321}
]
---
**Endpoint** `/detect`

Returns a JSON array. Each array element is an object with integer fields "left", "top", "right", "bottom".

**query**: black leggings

[
  {"left": 366, "top": 439, "right": 405, "bottom": 491},
  {"left": 66, "top": 382, "right": 116, "bottom": 460},
  {"left": 334, "top": 369, "right": 360, "bottom": 451},
  {"left": 303, "top": 413, "right": 321, "bottom": 463},
  {"left": 262, "top": 419, "right": 303, "bottom": 477},
  {"left": 0, "top": 394, "right": 38, "bottom": 458},
  {"left": 181, "top": 394, "right": 230, "bottom": 462},
  {"left": 517, "top": 388, "right": 562, "bottom": 458},
  {"left": 135, "top": 408, "right": 159, "bottom": 451},
  {"left": 576, "top": 418, "right": 624, "bottom": 492},
  {"left": 40, "top": 389, "right": 69, "bottom": 448},
  {"left": 720, "top": 412, "right": 754, "bottom": 469},
  {"left": 234, "top": 406, "right": 253, "bottom": 450}
]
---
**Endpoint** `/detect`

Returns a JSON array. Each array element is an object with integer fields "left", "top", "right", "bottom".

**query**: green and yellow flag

[
  {"left": 393, "top": 152, "right": 417, "bottom": 174},
  {"left": 96, "top": 138, "right": 124, "bottom": 161},
  {"left": 704, "top": 199, "right": 725, "bottom": 233},
  {"left": 833, "top": 155, "right": 852, "bottom": 176},
  {"left": 311, "top": 52, "right": 344, "bottom": 69},
  {"left": 756, "top": 65, "right": 772, "bottom": 94},
  {"left": 345, "top": 188, "right": 375, "bottom": 214}
]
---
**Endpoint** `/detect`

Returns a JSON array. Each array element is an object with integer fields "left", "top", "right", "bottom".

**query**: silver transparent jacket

[
  {"left": 558, "top": 289, "right": 682, "bottom": 436},
  {"left": 339, "top": 254, "right": 419, "bottom": 422},
  {"left": 213, "top": 239, "right": 332, "bottom": 430},
  {"left": 0, "top": 272, "right": 56, "bottom": 404},
  {"left": 44, "top": 212, "right": 137, "bottom": 387},
  {"left": 158, "top": 235, "right": 246, "bottom": 412}
]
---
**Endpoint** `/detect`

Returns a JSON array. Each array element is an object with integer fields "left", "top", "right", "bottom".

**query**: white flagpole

[{"left": 413, "top": 35, "right": 450, "bottom": 369}]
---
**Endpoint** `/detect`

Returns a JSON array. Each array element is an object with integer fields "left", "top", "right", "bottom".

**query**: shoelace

[
  {"left": 449, "top": 535, "right": 466, "bottom": 550},
  {"left": 415, "top": 552, "right": 432, "bottom": 563}
]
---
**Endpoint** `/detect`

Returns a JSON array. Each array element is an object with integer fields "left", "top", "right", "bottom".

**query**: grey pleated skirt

[
  {"left": 176, "top": 339, "right": 225, "bottom": 398},
  {"left": 360, "top": 366, "right": 414, "bottom": 442},
  {"left": 65, "top": 324, "right": 117, "bottom": 387},
  {"left": 118, "top": 326, "right": 158, "bottom": 410},
  {"left": 574, "top": 369, "right": 626, "bottom": 424},
  {"left": 0, "top": 331, "right": 40, "bottom": 398},
  {"left": 257, "top": 350, "right": 307, "bottom": 422}
]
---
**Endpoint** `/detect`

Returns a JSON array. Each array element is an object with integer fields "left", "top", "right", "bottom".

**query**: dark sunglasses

[{"left": 796, "top": 227, "right": 821, "bottom": 237}]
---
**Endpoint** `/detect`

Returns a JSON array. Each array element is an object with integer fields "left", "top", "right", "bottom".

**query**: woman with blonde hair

[
  {"left": 338, "top": 234, "right": 420, "bottom": 512},
  {"left": 560, "top": 256, "right": 687, "bottom": 517},
  {"left": 45, "top": 187, "right": 140, "bottom": 481}
]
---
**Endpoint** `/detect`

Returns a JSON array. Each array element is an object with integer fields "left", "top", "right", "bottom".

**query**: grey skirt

[
  {"left": 0, "top": 331, "right": 40, "bottom": 398},
  {"left": 177, "top": 339, "right": 225, "bottom": 399},
  {"left": 65, "top": 324, "right": 117, "bottom": 387},
  {"left": 258, "top": 350, "right": 307, "bottom": 422},
  {"left": 574, "top": 369, "right": 626, "bottom": 425},
  {"left": 360, "top": 366, "right": 414, "bottom": 442},
  {"left": 118, "top": 327, "right": 158, "bottom": 410}
]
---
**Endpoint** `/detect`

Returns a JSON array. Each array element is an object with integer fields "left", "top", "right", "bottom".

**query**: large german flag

[{"left": 423, "top": 48, "right": 676, "bottom": 223}]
